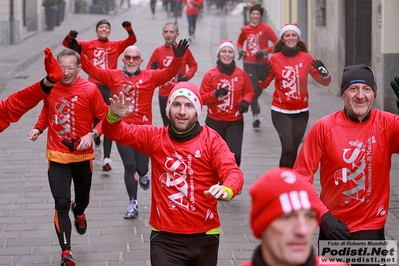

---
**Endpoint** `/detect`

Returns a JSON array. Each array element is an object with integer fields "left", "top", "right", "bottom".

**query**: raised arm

[{"left": 0, "top": 47, "right": 62, "bottom": 133}]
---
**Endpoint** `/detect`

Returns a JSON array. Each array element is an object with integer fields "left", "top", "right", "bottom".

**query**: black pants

[
  {"left": 48, "top": 160, "right": 92, "bottom": 251},
  {"left": 93, "top": 83, "right": 112, "bottom": 159},
  {"left": 187, "top": 14, "right": 198, "bottom": 37},
  {"left": 319, "top": 227, "right": 385, "bottom": 266},
  {"left": 271, "top": 110, "right": 309, "bottom": 168},
  {"left": 243, "top": 62, "right": 263, "bottom": 115},
  {"left": 150, "top": 231, "right": 219, "bottom": 266},
  {"left": 116, "top": 143, "right": 149, "bottom": 200},
  {"left": 150, "top": 1, "right": 156, "bottom": 14},
  {"left": 205, "top": 117, "right": 244, "bottom": 166}
]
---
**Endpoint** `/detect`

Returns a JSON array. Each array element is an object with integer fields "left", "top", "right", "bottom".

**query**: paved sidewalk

[{"left": 0, "top": 2, "right": 398, "bottom": 265}]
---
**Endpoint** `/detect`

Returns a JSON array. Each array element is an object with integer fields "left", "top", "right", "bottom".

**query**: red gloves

[
  {"left": 44, "top": 47, "right": 63, "bottom": 83},
  {"left": 122, "top": 21, "right": 134, "bottom": 35}
]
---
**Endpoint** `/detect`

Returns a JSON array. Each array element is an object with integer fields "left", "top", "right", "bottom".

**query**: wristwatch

[{"left": 91, "top": 131, "right": 99, "bottom": 139}]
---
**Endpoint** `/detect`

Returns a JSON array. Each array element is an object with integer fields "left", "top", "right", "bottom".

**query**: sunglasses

[{"left": 124, "top": 55, "right": 141, "bottom": 61}]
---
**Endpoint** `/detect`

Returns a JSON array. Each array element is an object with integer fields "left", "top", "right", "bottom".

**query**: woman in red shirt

[
  {"left": 258, "top": 24, "right": 331, "bottom": 168},
  {"left": 200, "top": 40, "right": 254, "bottom": 166}
]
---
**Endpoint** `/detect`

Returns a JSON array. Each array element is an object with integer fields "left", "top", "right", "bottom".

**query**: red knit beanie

[
  {"left": 249, "top": 168, "right": 320, "bottom": 238},
  {"left": 165, "top": 82, "right": 203, "bottom": 119}
]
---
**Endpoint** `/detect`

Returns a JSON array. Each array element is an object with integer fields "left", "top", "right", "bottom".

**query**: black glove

[
  {"left": 66, "top": 30, "right": 78, "bottom": 41},
  {"left": 173, "top": 39, "right": 189, "bottom": 57},
  {"left": 390, "top": 76, "right": 399, "bottom": 109},
  {"left": 122, "top": 21, "right": 134, "bottom": 35},
  {"left": 238, "top": 100, "right": 249, "bottom": 114},
  {"left": 150, "top": 61, "right": 159, "bottom": 70},
  {"left": 177, "top": 74, "right": 188, "bottom": 82},
  {"left": 320, "top": 211, "right": 350, "bottom": 240},
  {"left": 258, "top": 62, "right": 271, "bottom": 81},
  {"left": 215, "top": 87, "right": 228, "bottom": 97},
  {"left": 312, "top": 59, "right": 330, "bottom": 78},
  {"left": 62, "top": 30, "right": 78, "bottom": 48},
  {"left": 255, "top": 50, "right": 266, "bottom": 60},
  {"left": 238, "top": 50, "right": 246, "bottom": 60},
  {"left": 68, "top": 38, "right": 82, "bottom": 54}
]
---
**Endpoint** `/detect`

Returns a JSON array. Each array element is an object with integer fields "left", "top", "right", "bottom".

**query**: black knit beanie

[
  {"left": 340, "top": 64, "right": 377, "bottom": 96},
  {"left": 249, "top": 4, "right": 264, "bottom": 16},
  {"left": 96, "top": 19, "right": 111, "bottom": 30}
]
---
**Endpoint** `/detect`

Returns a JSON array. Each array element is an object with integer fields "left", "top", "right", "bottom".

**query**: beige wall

[
  {"left": 378, "top": 0, "right": 399, "bottom": 112},
  {"left": 309, "top": 0, "right": 345, "bottom": 97}
]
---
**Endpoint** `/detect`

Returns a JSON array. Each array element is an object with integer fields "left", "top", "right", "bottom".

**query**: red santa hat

[
  {"left": 216, "top": 40, "right": 236, "bottom": 57},
  {"left": 279, "top": 23, "right": 302, "bottom": 38},
  {"left": 165, "top": 82, "right": 203, "bottom": 119},
  {"left": 249, "top": 168, "right": 320, "bottom": 238}
]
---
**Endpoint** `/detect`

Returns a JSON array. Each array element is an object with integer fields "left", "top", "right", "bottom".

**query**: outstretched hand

[
  {"left": 173, "top": 39, "right": 189, "bottom": 57},
  {"left": 258, "top": 62, "right": 272, "bottom": 81},
  {"left": 68, "top": 38, "right": 82, "bottom": 55},
  {"left": 62, "top": 30, "right": 78, "bottom": 48},
  {"left": 312, "top": 59, "right": 330, "bottom": 78},
  {"left": 109, "top": 92, "right": 133, "bottom": 118},
  {"left": 44, "top": 47, "right": 63, "bottom": 83},
  {"left": 390, "top": 76, "right": 399, "bottom": 108},
  {"left": 122, "top": 21, "right": 134, "bottom": 35}
]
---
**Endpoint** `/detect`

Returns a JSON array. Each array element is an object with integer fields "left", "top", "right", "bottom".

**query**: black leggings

[
  {"left": 243, "top": 62, "right": 263, "bottom": 115},
  {"left": 150, "top": 231, "right": 219, "bottom": 266},
  {"left": 205, "top": 117, "right": 244, "bottom": 166},
  {"left": 150, "top": 1, "right": 156, "bottom": 14},
  {"left": 271, "top": 110, "right": 309, "bottom": 168},
  {"left": 48, "top": 160, "right": 92, "bottom": 251},
  {"left": 116, "top": 143, "right": 149, "bottom": 200},
  {"left": 187, "top": 14, "right": 198, "bottom": 37}
]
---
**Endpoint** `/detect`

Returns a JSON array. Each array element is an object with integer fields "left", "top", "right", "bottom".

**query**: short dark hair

[{"left": 249, "top": 4, "right": 264, "bottom": 16}]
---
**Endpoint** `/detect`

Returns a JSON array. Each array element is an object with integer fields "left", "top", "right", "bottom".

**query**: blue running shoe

[
  {"left": 139, "top": 173, "right": 150, "bottom": 190},
  {"left": 124, "top": 200, "right": 138, "bottom": 219}
]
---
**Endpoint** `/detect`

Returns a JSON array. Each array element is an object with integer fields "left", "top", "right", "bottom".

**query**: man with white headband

[{"left": 103, "top": 82, "right": 244, "bottom": 266}]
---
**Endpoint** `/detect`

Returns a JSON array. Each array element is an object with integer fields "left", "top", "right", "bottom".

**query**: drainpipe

[{"left": 9, "top": 0, "right": 15, "bottom": 44}]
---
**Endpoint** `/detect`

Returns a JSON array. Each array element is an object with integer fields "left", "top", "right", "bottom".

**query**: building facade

[
  {"left": 0, "top": 0, "right": 85, "bottom": 45},
  {"left": 262, "top": 0, "right": 399, "bottom": 112}
]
